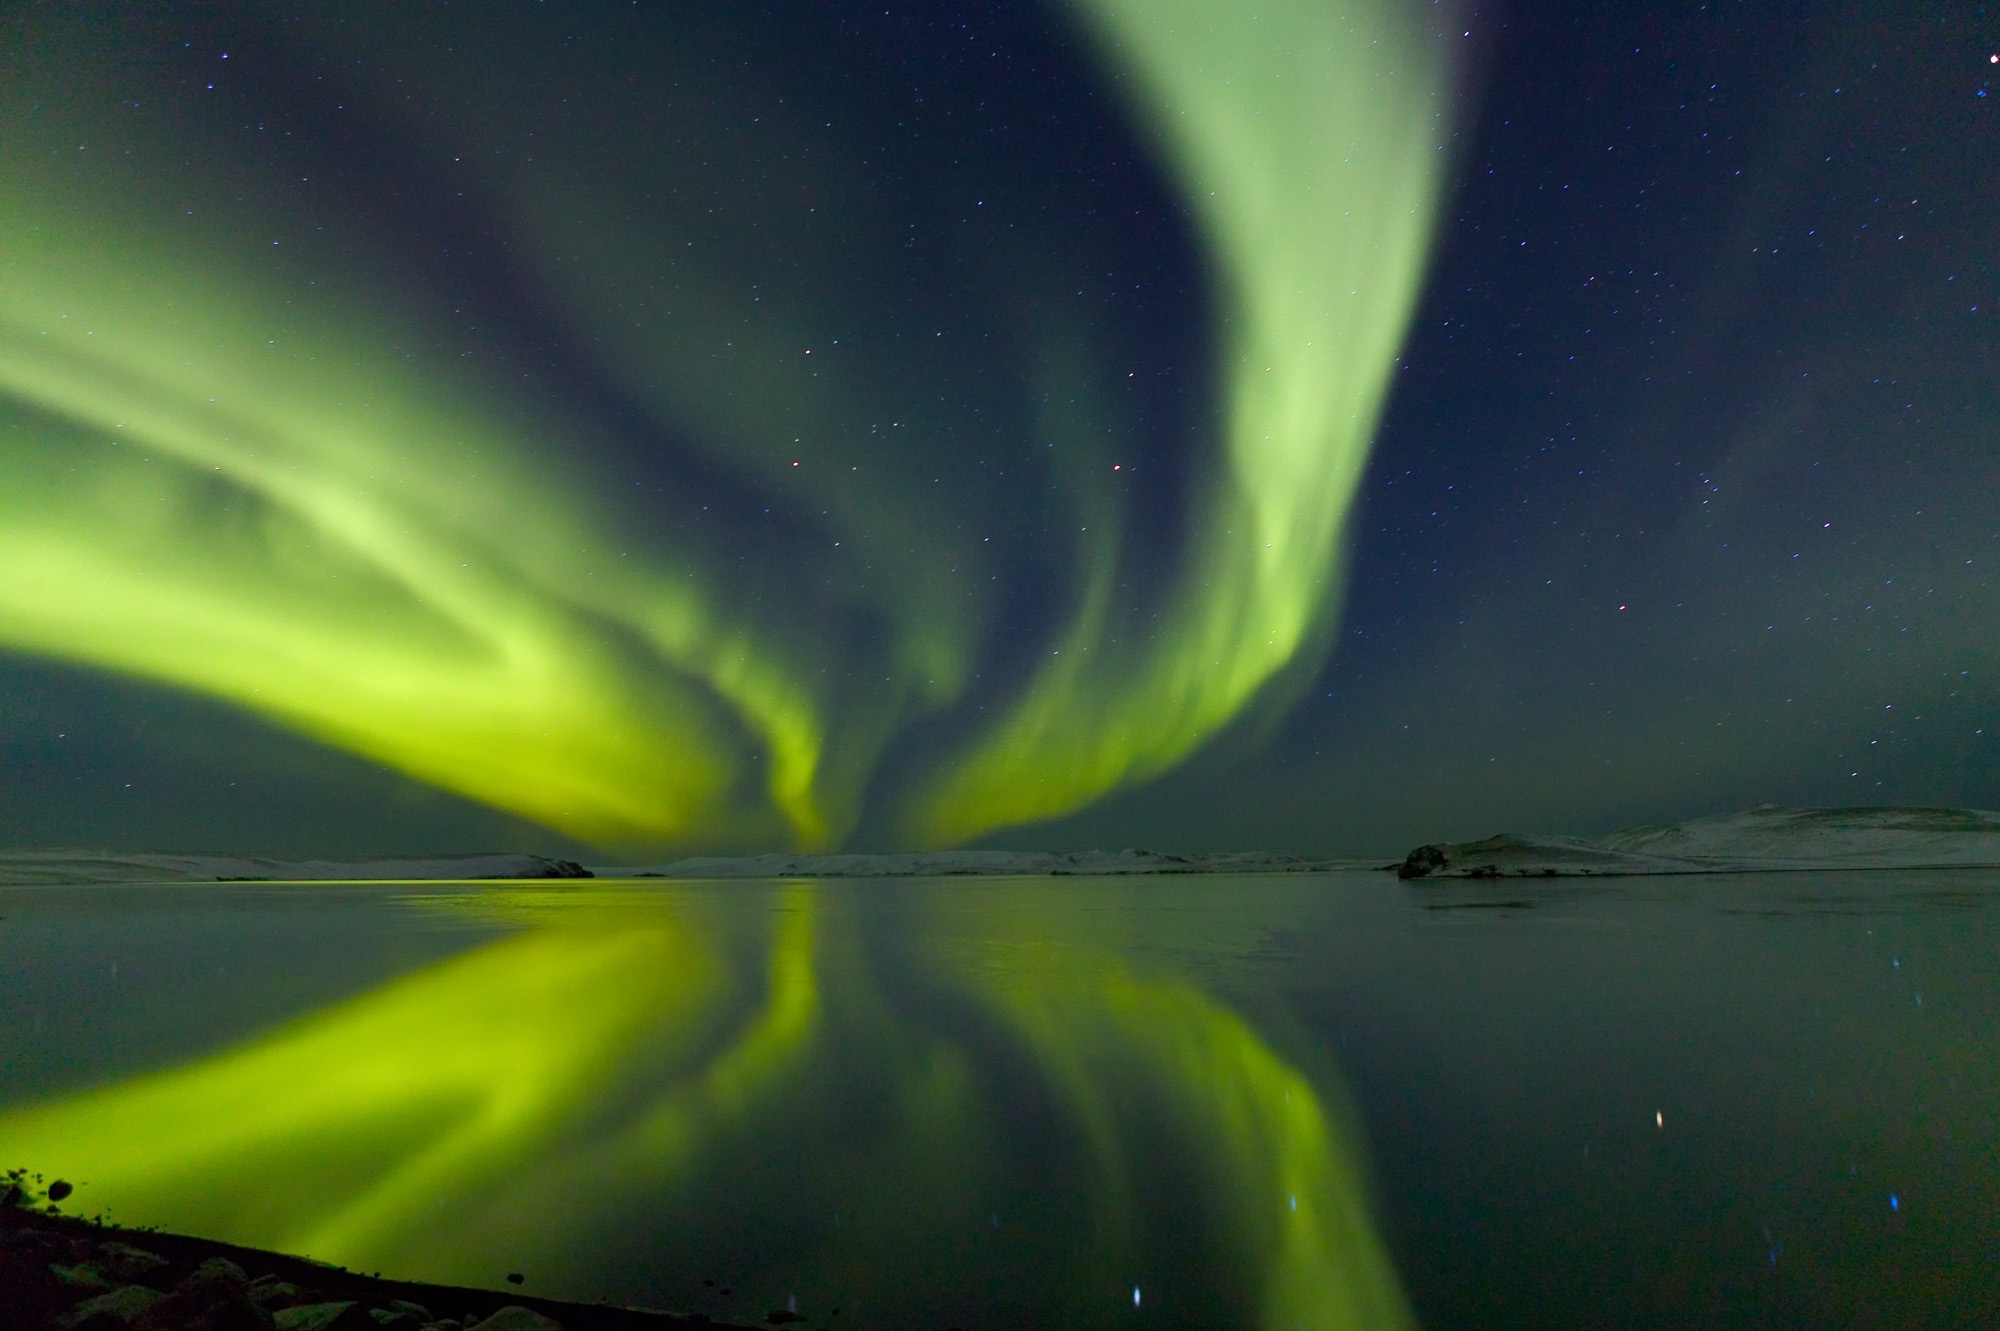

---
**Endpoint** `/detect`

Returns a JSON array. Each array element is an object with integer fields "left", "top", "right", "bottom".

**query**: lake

[{"left": 2, "top": 870, "right": 1994, "bottom": 1329}]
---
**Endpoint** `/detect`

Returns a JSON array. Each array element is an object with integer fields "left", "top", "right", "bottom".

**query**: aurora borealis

[
  {"left": 2, "top": 0, "right": 1992, "bottom": 856},
  {"left": 4, "top": 7, "right": 1995, "bottom": 1324},
  {"left": 0, "top": 0, "right": 1445, "bottom": 854}
]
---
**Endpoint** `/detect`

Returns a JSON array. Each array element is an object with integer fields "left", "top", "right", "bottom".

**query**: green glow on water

[
  {"left": 0, "top": 886, "right": 1409, "bottom": 1328},
  {"left": 976, "top": 952, "right": 1414, "bottom": 1330},
  {"left": 0, "top": 915, "right": 730, "bottom": 1258}
]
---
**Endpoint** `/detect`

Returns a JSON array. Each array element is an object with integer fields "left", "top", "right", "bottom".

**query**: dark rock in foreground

[
  {"left": 1, "top": 1205, "right": 737, "bottom": 1331},
  {"left": 1397, "top": 805, "right": 2000, "bottom": 879}
]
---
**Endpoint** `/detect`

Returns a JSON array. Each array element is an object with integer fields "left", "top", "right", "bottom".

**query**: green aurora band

[
  {"left": 0, "top": 884, "right": 1414, "bottom": 1329},
  {"left": 917, "top": 0, "right": 1446, "bottom": 842},
  {"left": 0, "top": 2, "right": 1445, "bottom": 851}
]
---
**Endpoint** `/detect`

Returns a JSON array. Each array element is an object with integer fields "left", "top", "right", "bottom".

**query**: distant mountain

[{"left": 1394, "top": 805, "right": 2000, "bottom": 879}]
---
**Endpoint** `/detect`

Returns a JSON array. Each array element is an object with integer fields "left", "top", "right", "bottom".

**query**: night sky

[{"left": 1, "top": 0, "right": 1992, "bottom": 858}]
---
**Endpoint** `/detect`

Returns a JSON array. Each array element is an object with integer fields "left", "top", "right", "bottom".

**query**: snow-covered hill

[{"left": 1395, "top": 805, "right": 2000, "bottom": 879}]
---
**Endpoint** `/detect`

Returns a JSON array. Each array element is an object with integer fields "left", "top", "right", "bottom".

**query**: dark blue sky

[{"left": 1003, "top": 0, "right": 2000, "bottom": 854}]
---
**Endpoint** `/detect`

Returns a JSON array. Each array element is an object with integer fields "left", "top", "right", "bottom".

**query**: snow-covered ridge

[
  {"left": 0, "top": 850, "right": 593, "bottom": 885},
  {"left": 615, "top": 848, "right": 1378, "bottom": 878},
  {"left": 1395, "top": 805, "right": 2000, "bottom": 879},
  {"left": 0, "top": 846, "right": 1368, "bottom": 884}
]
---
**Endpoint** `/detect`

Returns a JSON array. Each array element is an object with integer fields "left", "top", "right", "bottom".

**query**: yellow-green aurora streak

[
  {"left": 914, "top": 0, "right": 1447, "bottom": 841},
  {"left": 0, "top": 2, "right": 1444, "bottom": 850}
]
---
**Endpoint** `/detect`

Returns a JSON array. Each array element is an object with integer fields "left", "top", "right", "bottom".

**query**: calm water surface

[{"left": 1, "top": 871, "right": 1995, "bottom": 1329}]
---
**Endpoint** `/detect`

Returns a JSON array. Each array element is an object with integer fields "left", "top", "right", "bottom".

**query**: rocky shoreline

[{"left": 0, "top": 1205, "right": 750, "bottom": 1331}]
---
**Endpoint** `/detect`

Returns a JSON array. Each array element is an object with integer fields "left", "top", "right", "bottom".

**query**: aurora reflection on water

[
  {"left": 0, "top": 879, "right": 1412, "bottom": 1331},
  {"left": 6, "top": 869, "right": 2000, "bottom": 1329}
]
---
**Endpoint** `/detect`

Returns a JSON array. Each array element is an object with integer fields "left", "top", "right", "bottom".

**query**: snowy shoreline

[{"left": 1391, "top": 805, "right": 2000, "bottom": 879}]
